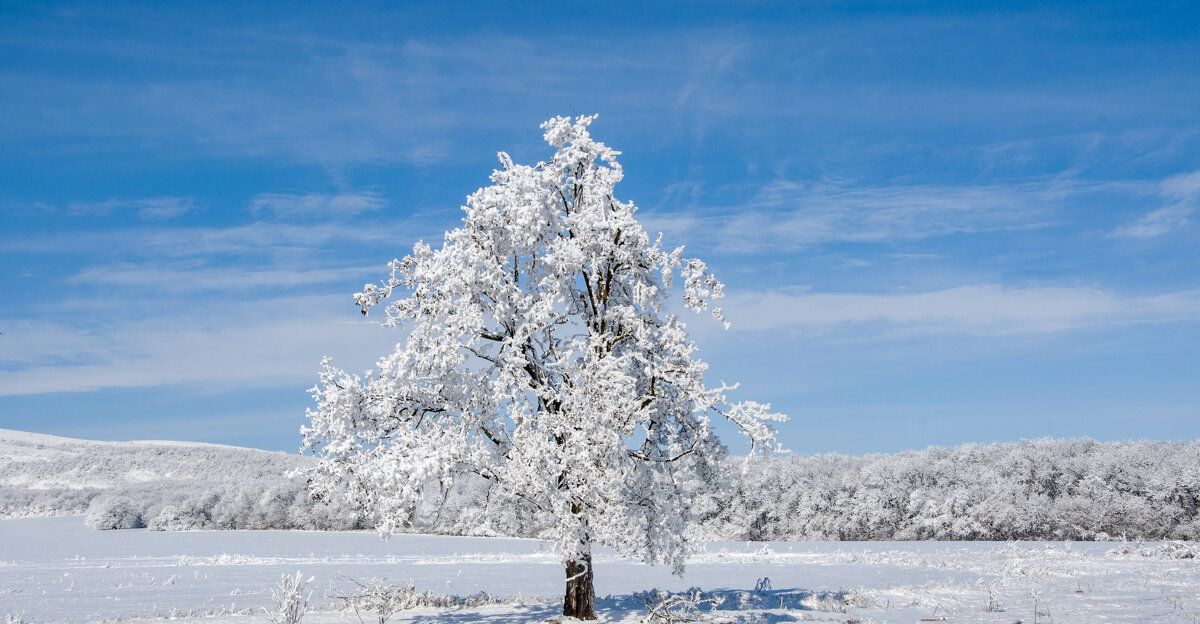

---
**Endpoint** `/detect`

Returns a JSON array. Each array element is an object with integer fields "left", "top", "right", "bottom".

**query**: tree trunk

[{"left": 563, "top": 552, "right": 596, "bottom": 620}]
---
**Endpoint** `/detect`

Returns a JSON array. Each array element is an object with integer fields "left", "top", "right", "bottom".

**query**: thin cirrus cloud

[
  {"left": 1113, "top": 205, "right": 1194, "bottom": 239},
  {"left": 4, "top": 218, "right": 438, "bottom": 258},
  {"left": 0, "top": 297, "right": 396, "bottom": 397},
  {"left": 249, "top": 192, "right": 387, "bottom": 220},
  {"left": 5, "top": 11, "right": 1197, "bottom": 173},
  {"left": 68, "top": 264, "right": 381, "bottom": 292},
  {"left": 0, "top": 29, "right": 766, "bottom": 167},
  {"left": 722, "top": 284, "right": 1200, "bottom": 336},
  {"left": 0, "top": 319, "right": 112, "bottom": 369},
  {"left": 131, "top": 219, "right": 441, "bottom": 258},
  {"left": 1112, "top": 170, "right": 1200, "bottom": 239},
  {"left": 643, "top": 180, "right": 1075, "bottom": 254},
  {"left": 1160, "top": 170, "right": 1200, "bottom": 198},
  {"left": 647, "top": 172, "right": 1200, "bottom": 253},
  {"left": 63, "top": 197, "right": 194, "bottom": 220}
]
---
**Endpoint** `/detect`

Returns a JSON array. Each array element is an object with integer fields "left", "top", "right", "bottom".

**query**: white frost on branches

[{"left": 302, "top": 115, "right": 785, "bottom": 573}]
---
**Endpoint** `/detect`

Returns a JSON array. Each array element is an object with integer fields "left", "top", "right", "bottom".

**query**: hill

[
  {"left": 0, "top": 428, "right": 299, "bottom": 491},
  {"left": 0, "top": 428, "right": 370, "bottom": 530}
]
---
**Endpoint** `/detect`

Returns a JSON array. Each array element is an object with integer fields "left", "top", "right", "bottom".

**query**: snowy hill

[
  {"left": 0, "top": 428, "right": 337, "bottom": 527},
  {"left": 0, "top": 428, "right": 299, "bottom": 491}
]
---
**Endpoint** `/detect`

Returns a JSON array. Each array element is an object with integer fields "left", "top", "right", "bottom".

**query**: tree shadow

[
  {"left": 595, "top": 583, "right": 863, "bottom": 622},
  {"left": 364, "top": 582, "right": 860, "bottom": 623},
  {"left": 398, "top": 602, "right": 559, "bottom": 623}
]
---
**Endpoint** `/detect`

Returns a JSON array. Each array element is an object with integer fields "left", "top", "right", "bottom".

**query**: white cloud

[
  {"left": 250, "top": 192, "right": 386, "bottom": 219},
  {"left": 722, "top": 284, "right": 1200, "bottom": 336},
  {"left": 64, "top": 197, "right": 194, "bottom": 220},
  {"left": 641, "top": 180, "right": 1071, "bottom": 254},
  {"left": 1112, "top": 169, "right": 1200, "bottom": 238},
  {"left": 132, "top": 220, "right": 439, "bottom": 258},
  {"left": 0, "top": 205, "right": 436, "bottom": 398},
  {"left": 1160, "top": 170, "right": 1200, "bottom": 199},
  {"left": 1112, "top": 204, "right": 1194, "bottom": 239},
  {"left": 0, "top": 320, "right": 111, "bottom": 369},
  {"left": 68, "top": 264, "right": 380, "bottom": 291},
  {"left": 3, "top": 218, "right": 444, "bottom": 258},
  {"left": 640, "top": 171, "right": 1197, "bottom": 250},
  {"left": 0, "top": 302, "right": 396, "bottom": 396}
]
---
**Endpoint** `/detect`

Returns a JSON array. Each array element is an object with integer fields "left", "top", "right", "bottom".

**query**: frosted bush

[
  {"left": 334, "top": 577, "right": 411, "bottom": 624},
  {"left": 84, "top": 495, "right": 145, "bottom": 530},
  {"left": 639, "top": 589, "right": 723, "bottom": 623},
  {"left": 1107, "top": 540, "right": 1200, "bottom": 559},
  {"left": 148, "top": 502, "right": 206, "bottom": 531},
  {"left": 264, "top": 572, "right": 311, "bottom": 624},
  {"left": 333, "top": 577, "right": 504, "bottom": 624}
]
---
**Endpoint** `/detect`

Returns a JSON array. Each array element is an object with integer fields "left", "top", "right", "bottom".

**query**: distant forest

[
  {"left": 701, "top": 438, "right": 1199, "bottom": 541},
  {"left": 2, "top": 435, "right": 1196, "bottom": 541}
]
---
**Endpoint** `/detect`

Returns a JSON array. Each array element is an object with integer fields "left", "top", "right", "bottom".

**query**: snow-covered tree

[{"left": 301, "top": 115, "right": 785, "bottom": 620}]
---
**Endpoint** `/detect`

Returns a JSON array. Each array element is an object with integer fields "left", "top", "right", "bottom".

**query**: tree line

[
  {"left": 17, "top": 437, "right": 1184, "bottom": 541},
  {"left": 698, "top": 438, "right": 1199, "bottom": 541}
]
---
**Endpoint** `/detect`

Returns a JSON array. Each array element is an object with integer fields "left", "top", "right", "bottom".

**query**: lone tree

[{"left": 302, "top": 115, "right": 785, "bottom": 620}]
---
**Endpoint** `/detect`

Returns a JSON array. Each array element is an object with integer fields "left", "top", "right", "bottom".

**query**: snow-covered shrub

[
  {"left": 640, "top": 588, "right": 723, "bottom": 623},
  {"left": 0, "top": 486, "right": 102, "bottom": 519},
  {"left": 264, "top": 572, "right": 310, "bottom": 624},
  {"left": 1107, "top": 540, "right": 1200, "bottom": 559},
  {"left": 246, "top": 485, "right": 291, "bottom": 529},
  {"left": 148, "top": 501, "right": 207, "bottom": 531},
  {"left": 333, "top": 577, "right": 412, "bottom": 624},
  {"left": 293, "top": 490, "right": 369, "bottom": 531},
  {"left": 332, "top": 577, "right": 506, "bottom": 623},
  {"left": 210, "top": 486, "right": 255, "bottom": 529},
  {"left": 84, "top": 495, "right": 145, "bottom": 529}
]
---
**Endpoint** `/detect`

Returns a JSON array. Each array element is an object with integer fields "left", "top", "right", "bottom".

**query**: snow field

[{"left": 2, "top": 516, "right": 1198, "bottom": 623}]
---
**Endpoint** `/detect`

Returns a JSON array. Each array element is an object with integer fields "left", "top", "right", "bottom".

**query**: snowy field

[{"left": 2, "top": 516, "right": 1198, "bottom": 623}]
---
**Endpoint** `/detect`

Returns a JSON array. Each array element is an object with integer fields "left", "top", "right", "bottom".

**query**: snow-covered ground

[{"left": 2, "top": 516, "right": 1198, "bottom": 623}]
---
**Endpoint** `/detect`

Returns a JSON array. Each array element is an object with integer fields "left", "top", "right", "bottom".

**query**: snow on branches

[{"left": 302, "top": 115, "right": 785, "bottom": 574}]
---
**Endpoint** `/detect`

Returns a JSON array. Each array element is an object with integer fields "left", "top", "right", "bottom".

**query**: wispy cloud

[
  {"left": 250, "top": 192, "right": 386, "bottom": 219},
  {"left": 1161, "top": 170, "right": 1200, "bottom": 198},
  {"left": 1, "top": 32, "right": 647, "bottom": 166},
  {"left": 0, "top": 297, "right": 395, "bottom": 396},
  {"left": 0, "top": 319, "right": 111, "bottom": 370},
  {"left": 63, "top": 197, "right": 194, "bottom": 220},
  {"left": 1113, "top": 205, "right": 1194, "bottom": 239},
  {"left": 3, "top": 218, "right": 444, "bottom": 259},
  {"left": 722, "top": 284, "right": 1200, "bottom": 336},
  {"left": 68, "top": 264, "right": 380, "bottom": 292},
  {"left": 642, "top": 180, "right": 1079, "bottom": 253},
  {"left": 136, "top": 220, "right": 446, "bottom": 258},
  {"left": 1113, "top": 170, "right": 1200, "bottom": 238}
]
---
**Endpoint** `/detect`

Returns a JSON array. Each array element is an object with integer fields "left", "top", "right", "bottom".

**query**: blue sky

[{"left": 1, "top": 1, "right": 1198, "bottom": 454}]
